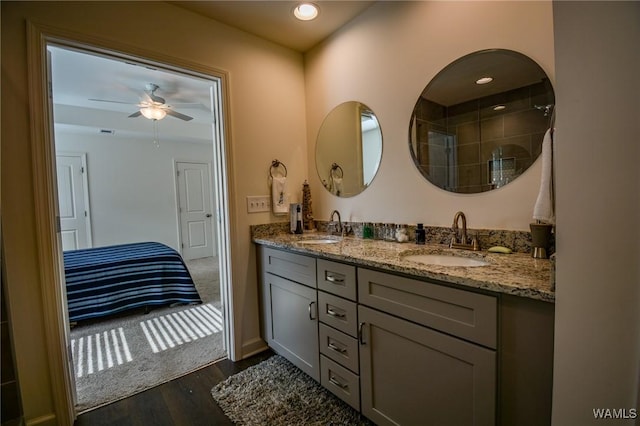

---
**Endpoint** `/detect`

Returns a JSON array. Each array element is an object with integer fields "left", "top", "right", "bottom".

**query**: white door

[
  {"left": 176, "top": 161, "right": 215, "bottom": 260},
  {"left": 56, "top": 153, "right": 92, "bottom": 251}
]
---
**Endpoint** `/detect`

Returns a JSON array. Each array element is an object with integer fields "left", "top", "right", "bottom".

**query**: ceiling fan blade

[
  {"left": 89, "top": 98, "right": 137, "bottom": 105},
  {"left": 165, "top": 109, "right": 193, "bottom": 121},
  {"left": 128, "top": 111, "right": 142, "bottom": 118},
  {"left": 170, "top": 102, "right": 211, "bottom": 111},
  {"left": 148, "top": 92, "right": 166, "bottom": 105}
]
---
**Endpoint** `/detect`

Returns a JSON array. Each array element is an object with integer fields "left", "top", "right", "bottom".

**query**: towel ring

[
  {"left": 269, "top": 159, "right": 288, "bottom": 178},
  {"left": 330, "top": 163, "right": 343, "bottom": 179}
]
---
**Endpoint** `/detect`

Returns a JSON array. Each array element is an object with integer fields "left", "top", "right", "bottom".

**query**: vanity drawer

[
  {"left": 358, "top": 268, "right": 497, "bottom": 348},
  {"left": 318, "top": 291, "right": 358, "bottom": 337},
  {"left": 261, "top": 247, "right": 316, "bottom": 288},
  {"left": 320, "top": 355, "right": 360, "bottom": 411},
  {"left": 319, "top": 323, "right": 359, "bottom": 374},
  {"left": 317, "top": 259, "right": 357, "bottom": 301}
]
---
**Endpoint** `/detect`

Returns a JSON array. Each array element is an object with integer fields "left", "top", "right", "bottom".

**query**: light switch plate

[{"left": 247, "top": 195, "right": 271, "bottom": 213}]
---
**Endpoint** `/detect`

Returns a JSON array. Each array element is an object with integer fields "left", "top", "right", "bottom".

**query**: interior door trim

[{"left": 26, "top": 20, "right": 237, "bottom": 423}]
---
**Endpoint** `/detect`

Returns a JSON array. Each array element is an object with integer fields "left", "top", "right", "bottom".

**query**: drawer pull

[
  {"left": 308, "top": 301, "right": 316, "bottom": 320},
  {"left": 327, "top": 308, "right": 346, "bottom": 318},
  {"left": 329, "top": 375, "right": 348, "bottom": 390},
  {"left": 326, "top": 274, "right": 345, "bottom": 283},
  {"left": 328, "top": 342, "right": 347, "bottom": 354}
]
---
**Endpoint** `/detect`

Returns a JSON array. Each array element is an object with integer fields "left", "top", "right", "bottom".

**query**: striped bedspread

[{"left": 64, "top": 242, "right": 202, "bottom": 322}]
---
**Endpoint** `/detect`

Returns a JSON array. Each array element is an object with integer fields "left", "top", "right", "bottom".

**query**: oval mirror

[
  {"left": 409, "top": 49, "right": 555, "bottom": 193},
  {"left": 316, "top": 101, "right": 383, "bottom": 197}
]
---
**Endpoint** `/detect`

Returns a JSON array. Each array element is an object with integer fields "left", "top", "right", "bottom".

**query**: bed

[{"left": 63, "top": 242, "right": 202, "bottom": 322}]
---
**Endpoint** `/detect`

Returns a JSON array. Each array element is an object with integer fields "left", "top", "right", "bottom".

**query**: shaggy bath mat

[{"left": 211, "top": 355, "right": 372, "bottom": 425}]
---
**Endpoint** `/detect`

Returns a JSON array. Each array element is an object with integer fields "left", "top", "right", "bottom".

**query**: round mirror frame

[
  {"left": 315, "top": 101, "right": 383, "bottom": 197},
  {"left": 409, "top": 49, "right": 555, "bottom": 193}
]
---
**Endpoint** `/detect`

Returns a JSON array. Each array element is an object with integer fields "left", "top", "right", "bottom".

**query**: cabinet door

[
  {"left": 359, "top": 306, "right": 495, "bottom": 426},
  {"left": 263, "top": 272, "right": 319, "bottom": 380}
]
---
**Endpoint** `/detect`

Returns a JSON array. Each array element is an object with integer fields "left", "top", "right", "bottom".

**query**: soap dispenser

[{"left": 415, "top": 223, "right": 426, "bottom": 245}]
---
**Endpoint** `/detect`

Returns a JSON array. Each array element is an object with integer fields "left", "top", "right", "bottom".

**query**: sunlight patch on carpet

[
  {"left": 140, "top": 303, "right": 222, "bottom": 353},
  {"left": 71, "top": 327, "right": 133, "bottom": 378}
]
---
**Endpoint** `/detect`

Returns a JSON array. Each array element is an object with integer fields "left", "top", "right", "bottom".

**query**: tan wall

[
  {"left": 304, "top": 1, "right": 555, "bottom": 230},
  {"left": 552, "top": 2, "right": 640, "bottom": 424},
  {"left": 1, "top": 1, "right": 306, "bottom": 423}
]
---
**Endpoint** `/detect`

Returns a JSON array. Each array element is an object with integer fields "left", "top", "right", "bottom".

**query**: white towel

[
  {"left": 331, "top": 176, "right": 343, "bottom": 197},
  {"left": 271, "top": 176, "right": 288, "bottom": 215},
  {"left": 533, "top": 128, "right": 555, "bottom": 224}
]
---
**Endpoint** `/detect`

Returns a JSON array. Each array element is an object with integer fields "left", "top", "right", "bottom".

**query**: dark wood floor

[{"left": 74, "top": 349, "right": 274, "bottom": 426}]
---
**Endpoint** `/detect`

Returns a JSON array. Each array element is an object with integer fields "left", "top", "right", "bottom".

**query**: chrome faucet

[
  {"left": 450, "top": 211, "right": 480, "bottom": 251},
  {"left": 329, "top": 210, "right": 342, "bottom": 235}
]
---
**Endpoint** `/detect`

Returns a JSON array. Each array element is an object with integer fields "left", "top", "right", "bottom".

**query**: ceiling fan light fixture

[
  {"left": 293, "top": 3, "right": 319, "bottom": 21},
  {"left": 140, "top": 106, "right": 167, "bottom": 121}
]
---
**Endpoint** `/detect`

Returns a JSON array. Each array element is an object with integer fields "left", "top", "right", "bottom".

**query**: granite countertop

[{"left": 253, "top": 231, "right": 555, "bottom": 303}]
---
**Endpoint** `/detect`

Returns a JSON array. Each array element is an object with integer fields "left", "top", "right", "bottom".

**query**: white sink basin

[
  {"left": 403, "top": 254, "right": 489, "bottom": 267},
  {"left": 296, "top": 238, "right": 341, "bottom": 245}
]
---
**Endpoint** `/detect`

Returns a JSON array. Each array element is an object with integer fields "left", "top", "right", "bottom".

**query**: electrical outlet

[{"left": 246, "top": 196, "right": 271, "bottom": 213}]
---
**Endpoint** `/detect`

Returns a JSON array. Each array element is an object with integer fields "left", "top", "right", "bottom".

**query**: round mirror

[
  {"left": 316, "top": 101, "right": 383, "bottom": 197},
  {"left": 409, "top": 49, "right": 555, "bottom": 193}
]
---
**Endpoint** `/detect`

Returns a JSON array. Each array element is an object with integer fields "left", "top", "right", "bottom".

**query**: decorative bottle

[
  {"left": 294, "top": 205, "right": 303, "bottom": 234},
  {"left": 302, "top": 180, "right": 314, "bottom": 230},
  {"left": 415, "top": 223, "right": 426, "bottom": 244},
  {"left": 363, "top": 222, "right": 374, "bottom": 239}
]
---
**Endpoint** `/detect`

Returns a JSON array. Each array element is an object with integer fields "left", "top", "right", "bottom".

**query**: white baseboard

[
  {"left": 25, "top": 414, "right": 56, "bottom": 426},
  {"left": 241, "top": 337, "right": 268, "bottom": 359}
]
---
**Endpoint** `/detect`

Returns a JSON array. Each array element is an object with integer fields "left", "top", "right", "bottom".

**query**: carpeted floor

[
  {"left": 211, "top": 355, "right": 372, "bottom": 426},
  {"left": 184, "top": 256, "right": 221, "bottom": 304},
  {"left": 71, "top": 256, "right": 225, "bottom": 412}
]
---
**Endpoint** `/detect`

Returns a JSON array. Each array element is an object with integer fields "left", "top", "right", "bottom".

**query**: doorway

[{"left": 47, "top": 42, "right": 230, "bottom": 413}]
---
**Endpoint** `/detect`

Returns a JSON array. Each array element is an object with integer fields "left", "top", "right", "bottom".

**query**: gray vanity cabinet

[
  {"left": 357, "top": 268, "right": 497, "bottom": 426},
  {"left": 260, "top": 247, "right": 319, "bottom": 380},
  {"left": 257, "top": 244, "right": 551, "bottom": 425}
]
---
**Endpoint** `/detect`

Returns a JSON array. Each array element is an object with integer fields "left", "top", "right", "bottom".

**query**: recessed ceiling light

[
  {"left": 476, "top": 77, "right": 493, "bottom": 85},
  {"left": 493, "top": 105, "right": 506, "bottom": 111},
  {"left": 293, "top": 3, "right": 319, "bottom": 21}
]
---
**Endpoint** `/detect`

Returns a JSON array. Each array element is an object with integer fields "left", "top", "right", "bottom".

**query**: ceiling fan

[{"left": 89, "top": 83, "right": 194, "bottom": 121}]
